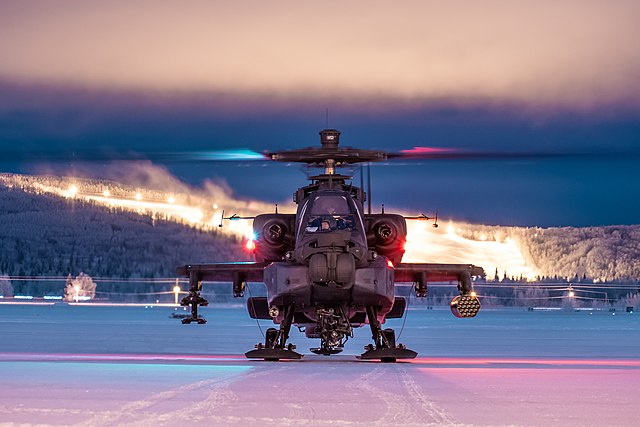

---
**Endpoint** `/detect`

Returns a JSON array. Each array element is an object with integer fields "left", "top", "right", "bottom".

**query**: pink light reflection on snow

[{"left": 409, "top": 357, "right": 640, "bottom": 368}]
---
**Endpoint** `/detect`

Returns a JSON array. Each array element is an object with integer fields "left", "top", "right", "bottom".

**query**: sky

[{"left": 0, "top": 0, "right": 639, "bottom": 226}]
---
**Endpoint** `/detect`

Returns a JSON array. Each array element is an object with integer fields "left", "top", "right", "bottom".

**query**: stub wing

[
  {"left": 176, "top": 262, "right": 267, "bottom": 283},
  {"left": 394, "top": 262, "right": 484, "bottom": 282},
  {"left": 394, "top": 263, "right": 484, "bottom": 318},
  {"left": 394, "top": 263, "right": 484, "bottom": 292}
]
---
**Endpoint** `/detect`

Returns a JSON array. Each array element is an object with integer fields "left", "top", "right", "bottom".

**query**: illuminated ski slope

[
  {"left": 1, "top": 172, "right": 539, "bottom": 279},
  {"left": 404, "top": 220, "right": 537, "bottom": 279}
]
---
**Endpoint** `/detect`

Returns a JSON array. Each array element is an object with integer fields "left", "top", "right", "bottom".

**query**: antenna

[
  {"left": 366, "top": 163, "right": 372, "bottom": 214},
  {"left": 325, "top": 108, "right": 329, "bottom": 128},
  {"left": 360, "top": 165, "right": 365, "bottom": 205}
]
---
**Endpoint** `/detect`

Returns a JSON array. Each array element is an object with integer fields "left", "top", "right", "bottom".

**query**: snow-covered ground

[{"left": 0, "top": 305, "right": 638, "bottom": 426}]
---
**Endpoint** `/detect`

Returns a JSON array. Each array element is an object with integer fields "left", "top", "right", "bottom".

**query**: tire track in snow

[
  {"left": 75, "top": 365, "right": 287, "bottom": 426},
  {"left": 395, "top": 365, "right": 456, "bottom": 425},
  {"left": 1, "top": 363, "right": 466, "bottom": 427},
  {"left": 344, "top": 365, "right": 456, "bottom": 426}
]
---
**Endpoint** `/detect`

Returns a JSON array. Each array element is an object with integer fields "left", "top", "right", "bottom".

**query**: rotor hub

[
  {"left": 267, "top": 129, "right": 387, "bottom": 169},
  {"left": 319, "top": 129, "right": 341, "bottom": 149}
]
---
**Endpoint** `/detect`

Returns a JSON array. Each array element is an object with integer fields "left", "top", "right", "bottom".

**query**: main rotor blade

[
  {"left": 173, "top": 149, "right": 268, "bottom": 162},
  {"left": 0, "top": 148, "right": 268, "bottom": 163},
  {"left": 1, "top": 145, "right": 636, "bottom": 165},
  {"left": 387, "top": 146, "right": 639, "bottom": 161}
]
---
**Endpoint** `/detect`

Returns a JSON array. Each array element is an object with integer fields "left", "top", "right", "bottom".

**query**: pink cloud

[{"left": 1, "top": 1, "right": 639, "bottom": 111}]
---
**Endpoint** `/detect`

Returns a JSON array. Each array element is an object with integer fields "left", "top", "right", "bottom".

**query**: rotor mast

[{"left": 319, "top": 129, "right": 341, "bottom": 175}]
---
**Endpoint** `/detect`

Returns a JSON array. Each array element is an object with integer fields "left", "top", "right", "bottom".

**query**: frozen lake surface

[{"left": 0, "top": 304, "right": 638, "bottom": 426}]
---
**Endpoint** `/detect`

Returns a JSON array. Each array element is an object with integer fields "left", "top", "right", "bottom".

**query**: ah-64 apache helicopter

[{"left": 177, "top": 129, "right": 483, "bottom": 362}]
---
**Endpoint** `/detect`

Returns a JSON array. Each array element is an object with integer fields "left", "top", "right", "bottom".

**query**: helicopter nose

[{"left": 309, "top": 252, "right": 355, "bottom": 286}]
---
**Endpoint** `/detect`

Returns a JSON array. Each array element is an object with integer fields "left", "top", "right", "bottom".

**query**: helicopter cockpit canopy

[{"left": 297, "top": 192, "right": 365, "bottom": 243}]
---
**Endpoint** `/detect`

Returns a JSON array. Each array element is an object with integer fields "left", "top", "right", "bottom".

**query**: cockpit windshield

[
  {"left": 304, "top": 195, "right": 357, "bottom": 233},
  {"left": 309, "top": 195, "right": 351, "bottom": 216},
  {"left": 305, "top": 214, "right": 357, "bottom": 232}
]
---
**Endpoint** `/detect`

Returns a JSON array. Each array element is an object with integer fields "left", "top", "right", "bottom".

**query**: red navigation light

[
  {"left": 245, "top": 240, "right": 256, "bottom": 252},
  {"left": 387, "top": 259, "right": 394, "bottom": 268}
]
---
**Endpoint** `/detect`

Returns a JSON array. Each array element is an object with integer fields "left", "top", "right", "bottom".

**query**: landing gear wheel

[
  {"left": 245, "top": 306, "right": 303, "bottom": 361},
  {"left": 180, "top": 317, "right": 207, "bottom": 325},
  {"left": 382, "top": 328, "right": 396, "bottom": 348},
  {"left": 265, "top": 328, "right": 279, "bottom": 349},
  {"left": 359, "top": 305, "right": 417, "bottom": 362},
  {"left": 179, "top": 291, "right": 208, "bottom": 324},
  {"left": 359, "top": 346, "right": 417, "bottom": 362}
]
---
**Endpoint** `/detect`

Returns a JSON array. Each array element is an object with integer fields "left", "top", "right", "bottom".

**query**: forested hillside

[
  {"left": 0, "top": 186, "right": 248, "bottom": 278},
  {"left": 460, "top": 225, "right": 640, "bottom": 281}
]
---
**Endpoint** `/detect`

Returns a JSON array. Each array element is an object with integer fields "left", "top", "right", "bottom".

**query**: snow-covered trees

[
  {"left": 623, "top": 293, "right": 640, "bottom": 310},
  {"left": 63, "top": 273, "right": 96, "bottom": 301},
  {"left": 0, "top": 185, "right": 248, "bottom": 279},
  {"left": 516, "top": 226, "right": 640, "bottom": 281},
  {"left": 456, "top": 223, "right": 640, "bottom": 281},
  {"left": 0, "top": 274, "right": 12, "bottom": 297},
  {"left": 513, "top": 286, "right": 551, "bottom": 307}
]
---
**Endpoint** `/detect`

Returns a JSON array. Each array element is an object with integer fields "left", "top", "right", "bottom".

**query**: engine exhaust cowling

[
  {"left": 253, "top": 214, "right": 295, "bottom": 262},
  {"left": 365, "top": 214, "right": 407, "bottom": 264},
  {"left": 450, "top": 294, "right": 481, "bottom": 318}
]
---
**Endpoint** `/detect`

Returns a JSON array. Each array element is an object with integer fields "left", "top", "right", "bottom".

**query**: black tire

[
  {"left": 265, "top": 328, "right": 279, "bottom": 348},
  {"left": 382, "top": 328, "right": 396, "bottom": 348}
]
